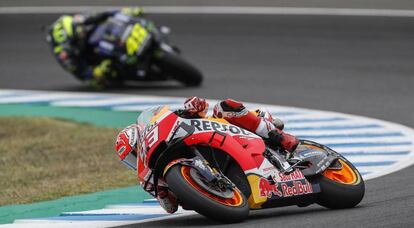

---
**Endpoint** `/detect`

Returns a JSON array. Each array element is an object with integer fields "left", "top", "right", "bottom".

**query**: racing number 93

[
  {"left": 138, "top": 125, "right": 159, "bottom": 165},
  {"left": 144, "top": 126, "right": 159, "bottom": 150},
  {"left": 126, "top": 23, "right": 149, "bottom": 55}
]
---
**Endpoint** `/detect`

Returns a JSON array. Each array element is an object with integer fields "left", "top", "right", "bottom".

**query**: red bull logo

[
  {"left": 259, "top": 178, "right": 282, "bottom": 198},
  {"left": 281, "top": 181, "right": 313, "bottom": 197}
]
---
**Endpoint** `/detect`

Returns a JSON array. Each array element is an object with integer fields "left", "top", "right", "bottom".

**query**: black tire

[
  {"left": 154, "top": 50, "right": 203, "bottom": 87},
  {"left": 165, "top": 165, "right": 249, "bottom": 223},
  {"left": 315, "top": 156, "right": 365, "bottom": 209}
]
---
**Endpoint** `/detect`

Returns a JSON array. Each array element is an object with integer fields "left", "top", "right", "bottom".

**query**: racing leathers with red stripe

[{"left": 185, "top": 97, "right": 299, "bottom": 152}]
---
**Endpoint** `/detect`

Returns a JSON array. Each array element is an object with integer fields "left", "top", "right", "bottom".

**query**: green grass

[{"left": 0, "top": 116, "right": 136, "bottom": 206}]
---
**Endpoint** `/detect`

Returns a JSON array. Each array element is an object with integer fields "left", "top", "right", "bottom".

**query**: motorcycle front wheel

[
  {"left": 165, "top": 164, "right": 249, "bottom": 223},
  {"left": 153, "top": 50, "right": 203, "bottom": 87}
]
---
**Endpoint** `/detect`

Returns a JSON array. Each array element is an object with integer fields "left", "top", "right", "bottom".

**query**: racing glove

[{"left": 184, "top": 96, "right": 209, "bottom": 118}]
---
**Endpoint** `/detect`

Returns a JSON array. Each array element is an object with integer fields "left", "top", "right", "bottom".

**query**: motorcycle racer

[
  {"left": 46, "top": 7, "right": 144, "bottom": 89},
  {"left": 179, "top": 97, "right": 298, "bottom": 152},
  {"left": 115, "top": 97, "right": 299, "bottom": 213}
]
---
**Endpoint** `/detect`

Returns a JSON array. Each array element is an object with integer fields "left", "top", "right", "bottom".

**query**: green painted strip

[
  {"left": 0, "top": 186, "right": 151, "bottom": 224},
  {"left": 0, "top": 104, "right": 149, "bottom": 224},
  {"left": 0, "top": 104, "right": 140, "bottom": 128}
]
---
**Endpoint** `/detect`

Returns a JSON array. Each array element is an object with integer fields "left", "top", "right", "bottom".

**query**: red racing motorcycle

[{"left": 134, "top": 106, "right": 365, "bottom": 223}]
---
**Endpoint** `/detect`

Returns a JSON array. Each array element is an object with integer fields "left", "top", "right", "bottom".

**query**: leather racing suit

[{"left": 182, "top": 97, "right": 298, "bottom": 152}]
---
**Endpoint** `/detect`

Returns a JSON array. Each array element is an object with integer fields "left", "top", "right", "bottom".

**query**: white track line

[
  {"left": 345, "top": 156, "right": 401, "bottom": 163},
  {"left": 335, "top": 145, "right": 412, "bottom": 154},
  {"left": 289, "top": 128, "right": 400, "bottom": 136},
  {"left": 1, "top": 6, "right": 414, "bottom": 17},
  {"left": 62, "top": 207, "right": 180, "bottom": 215},
  {"left": 286, "top": 119, "right": 367, "bottom": 128},
  {"left": 301, "top": 137, "right": 410, "bottom": 144}
]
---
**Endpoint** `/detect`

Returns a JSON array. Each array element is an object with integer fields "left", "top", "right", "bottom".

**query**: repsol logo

[{"left": 190, "top": 120, "right": 253, "bottom": 136}]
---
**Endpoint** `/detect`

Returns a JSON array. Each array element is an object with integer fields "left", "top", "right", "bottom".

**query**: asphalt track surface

[{"left": 1, "top": 13, "right": 414, "bottom": 227}]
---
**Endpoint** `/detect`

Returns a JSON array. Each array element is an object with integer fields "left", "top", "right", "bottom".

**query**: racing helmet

[
  {"left": 115, "top": 125, "right": 139, "bottom": 170},
  {"left": 48, "top": 14, "right": 88, "bottom": 45},
  {"left": 48, "top": 15, "right": 75, "bottom": 45}
]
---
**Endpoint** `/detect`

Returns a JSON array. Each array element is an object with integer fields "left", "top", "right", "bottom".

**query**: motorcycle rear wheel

[
  {"left": 165, "top": 165, "right": 249, "bottom": 223},
  {"left": 316, "top": 156, "right": 365, "bottom": 209}
]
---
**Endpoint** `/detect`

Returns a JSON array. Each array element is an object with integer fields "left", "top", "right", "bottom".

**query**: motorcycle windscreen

[
  {"left": 122, "top": 150, "right": 138, "bottom": 170},
  {"left": 88, "top": 19, "right": 127, "bottom": 56}
]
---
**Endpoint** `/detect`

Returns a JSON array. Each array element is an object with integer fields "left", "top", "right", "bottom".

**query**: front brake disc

[{"left": 189, "top": 168, "right": 234, "bottom": 199}]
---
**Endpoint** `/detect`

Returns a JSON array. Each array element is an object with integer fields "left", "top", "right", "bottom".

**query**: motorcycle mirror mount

[
  {"left": 170, "top": 122, "right": 195, "bottom": 141},
  {"left": 160, "top": 26, "right": 171, "bottom": 34}
]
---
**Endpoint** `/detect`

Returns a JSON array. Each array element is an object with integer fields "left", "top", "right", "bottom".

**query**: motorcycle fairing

[
  {"left": 136, "top": 106, "right": 321, "bottom": 209},
  {"left": 294, "top": 140, "right": 339, "bottom": 176},
  {"left": 137, "top": 106, "right": 177, "bottom": 168},
  {"left": 88, "top": 15, "right": 128, "bottom": 57},
  {"left": 88, "top": 12, "right": 151, "bottom": 58},
  {"left": 137, "top": 106, "right": 266, "bottom": 191}
]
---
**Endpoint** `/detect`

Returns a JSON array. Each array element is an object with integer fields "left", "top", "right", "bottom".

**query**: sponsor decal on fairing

[
  {"left": 259, "top": 177, "right": 283, "bottom": 198},
  {"left": 189, "top": 119, "right": 258, "bottom": 137},
  {"left": 257, "top": 169, "right": 315, "bottom": 199},
  {"left": 276, "top": 169, "right": 306, "bottom": 182},
  {"left": 281, "top": 180, "right": 313, "bottom": 197}
]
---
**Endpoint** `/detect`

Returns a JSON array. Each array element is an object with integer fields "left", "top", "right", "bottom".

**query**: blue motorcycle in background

[{"left": 46, "top": 11, "right": 203, "bottom": 88}]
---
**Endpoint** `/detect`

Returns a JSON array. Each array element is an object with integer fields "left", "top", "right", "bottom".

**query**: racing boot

[{"left": 268, "top": 129, "right": 299, "bottom": 154}]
